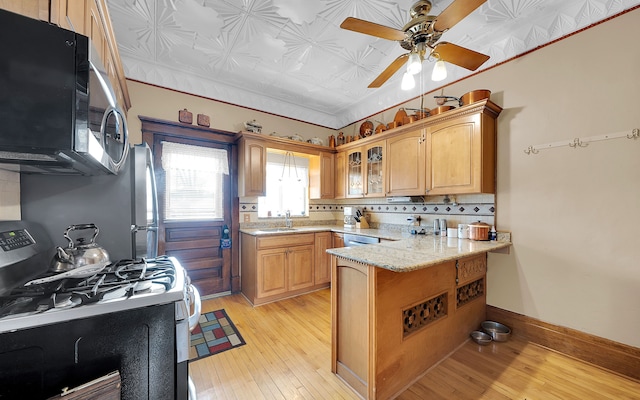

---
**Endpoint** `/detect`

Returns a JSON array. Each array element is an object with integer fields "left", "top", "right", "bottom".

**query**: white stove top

[{"left": 0, "top": 257, "right": 187, "bottom": 334}]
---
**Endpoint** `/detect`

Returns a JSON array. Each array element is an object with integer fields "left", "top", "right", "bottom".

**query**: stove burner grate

[{"left": 0, "top": 256, "right": 177, "bottom": 317}]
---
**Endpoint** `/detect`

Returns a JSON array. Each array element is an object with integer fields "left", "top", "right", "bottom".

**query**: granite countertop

[
  {"left": 241, "top": 225, "right": 511, "bottom": 273},
  {"left": 326, "top": 235, "right": 510, "bottom": 272},
  {"left": 240, "top": 225, "right": 408, "bottom": 240}
]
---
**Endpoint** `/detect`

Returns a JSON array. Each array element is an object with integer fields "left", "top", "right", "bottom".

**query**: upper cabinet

[
  {"left": 386, "top": 129, "right": 425, "bottom": 196},
  {"left": 237, "top": 137, "right": 267, "bottom": 197},
  {"left": 235, "top": 131, "right": 337, "bottom": 199},
  {"left": 309, "top": 152, "right": 335, "bottom": 200},
  {"left": 426, "top": 110, "right": 496, "bottom": 195},
  {"left": 337, "top": 99, "right": 502, "bottom": 197},
  {"left": 0, "top": 0, "right": 49, "bottom": 20},
  {"left": 363, "top": 141, "right": 386, "bottom": 197},
  {"left": 334, "top": 151, "right": 346, "bottom": 199},
  {"left": 346, "top": 148, "right": 363, "bottom": 198},
  {"left": 50, "top": 0, "right": 131, "bottom": 111}
]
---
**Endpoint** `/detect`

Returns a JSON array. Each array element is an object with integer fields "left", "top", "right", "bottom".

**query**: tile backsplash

[
  {"left": 240, "top": 194, "right": 496, "bottom": 233},
  {"left": 0, "top": 170, "right": 20, "bottom": 220}
]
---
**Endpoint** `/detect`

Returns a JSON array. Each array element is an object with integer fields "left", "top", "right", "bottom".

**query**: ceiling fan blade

[
  {"left": 368, "top": 53, "right": 409, "bottom": 88},
  {"left": 432, "top": 42, "right": 489, "bottom": 71},
  {"left": 340, "top": 17, "right": 406, "bottom": 41},
  {"left": 433, "top": 0, "right": 487, "bottom": 32}
]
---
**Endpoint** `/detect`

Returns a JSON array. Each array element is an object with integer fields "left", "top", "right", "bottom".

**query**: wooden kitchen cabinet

[
  {"left": 47, "top": 0, "right": 132, "bottom": 111},
  {"left": 346, "top": 148, "right": 364, "bottom": 198},
  {"left": 238, "top": 138, "right": 266, "bottom": 197},
  {"left": 314, "top": 232, "right": 332, "bottom": 284},
  {"left": 332, "top": 232, "right": 344, "bottom": 248},
  {"left": 386, "top": 129, "right": 426, "bottom": 196},
  {"left": 426, "top": 107, "right": 497, "bottom": 195},
  {"left": 50, "top": 0, "right": 85, "bottom": 33},
  {"left": 363, "top": 140, "right": 386, "bottom": 197},
  {"left": 334, "top": 151, "right": 346, "bottom": 199},
  {"left": 335, "top": 99, "right": 501, "bottom": 198},
  {"left": 0, "top": 0, "right": 49, "bottom": 20},
  {"left": 241, "top": 232, "right": 330, "bottom": 306},
  {"left": 310, "top": 152, "right": 335, "bottom": 199}
]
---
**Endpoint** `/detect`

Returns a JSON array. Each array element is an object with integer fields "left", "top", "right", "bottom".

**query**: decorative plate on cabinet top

[{"left": 359, "top": 120, "right": 374, "bottom": 137}]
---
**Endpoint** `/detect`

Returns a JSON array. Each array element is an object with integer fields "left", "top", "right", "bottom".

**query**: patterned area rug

[{"left": 189, "top": 309, "right": 246, "bottom": 362}]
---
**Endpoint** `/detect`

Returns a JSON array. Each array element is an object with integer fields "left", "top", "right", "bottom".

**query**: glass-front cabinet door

[
  {"left": 346, "top": 148, "right": 363, "bottom": 197},
  {"left": 364, "top": 141, "right": 385, "bottom": 197}
]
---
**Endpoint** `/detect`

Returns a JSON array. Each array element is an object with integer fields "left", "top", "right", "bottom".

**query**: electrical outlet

[{"left": 243, "top": 214, "right": 250, "bottom": 222}]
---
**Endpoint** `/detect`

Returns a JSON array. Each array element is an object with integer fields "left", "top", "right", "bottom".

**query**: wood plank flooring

[{"left": 189, "top": 289, "right": 640, "bottom": 399}]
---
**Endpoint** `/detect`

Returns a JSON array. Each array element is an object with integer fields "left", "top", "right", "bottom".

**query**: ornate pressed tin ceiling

[{"left": 107, "top": 0, "right": 640, "bottom": 128}]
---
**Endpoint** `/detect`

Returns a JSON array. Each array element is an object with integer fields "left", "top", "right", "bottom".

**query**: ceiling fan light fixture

[
  {"left": 431, "top": 60, "right": 447, "bottom": 81},
  {"left": 406, "top": 52, "right": 422, "bottom": 75},
  {"left": 401, "top": 72, "right": 415, "bottom": 90}
]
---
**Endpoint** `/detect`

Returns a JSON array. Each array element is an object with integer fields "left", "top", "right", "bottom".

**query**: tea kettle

[{"left": 50, "top": 224, "right": 110, "bottom": 273}]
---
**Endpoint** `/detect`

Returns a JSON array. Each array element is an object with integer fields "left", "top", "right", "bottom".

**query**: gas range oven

[{"left": 0, "top": 221, "right": 200, "bottom": 400}]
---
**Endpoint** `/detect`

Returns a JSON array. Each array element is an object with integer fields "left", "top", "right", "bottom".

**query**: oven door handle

[{"left": 187, "top": 284, "right": 202, "bottom": 331}]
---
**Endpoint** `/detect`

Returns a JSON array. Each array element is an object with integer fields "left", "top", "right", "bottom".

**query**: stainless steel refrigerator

[{"left": 21, "top": 144, "right": 159, "bottom": 261}]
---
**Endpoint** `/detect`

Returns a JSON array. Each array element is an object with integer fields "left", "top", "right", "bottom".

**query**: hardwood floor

[{"left": 189, "top": 289, "right": 640, "bottom": 400}]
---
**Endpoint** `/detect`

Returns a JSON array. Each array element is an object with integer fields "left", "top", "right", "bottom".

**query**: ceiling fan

[{"left": 340, "top": 0, "right": 490, "bottom": 88}]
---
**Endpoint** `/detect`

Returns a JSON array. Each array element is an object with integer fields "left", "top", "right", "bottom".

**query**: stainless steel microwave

[{"left": 0, "top": 8, "right": 129, "bottom": 175}]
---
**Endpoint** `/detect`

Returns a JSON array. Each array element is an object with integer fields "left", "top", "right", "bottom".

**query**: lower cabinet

[
  {"left": 314, "top": 232, "right": 332, "bottom": 285},
  {"left": 241, "top": 232, "right": 331, "bottom": 306}
]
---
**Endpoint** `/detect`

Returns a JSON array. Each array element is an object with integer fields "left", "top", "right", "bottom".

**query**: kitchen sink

[{"left": 258, "top": 228, "right": 297, "bottom": 232}]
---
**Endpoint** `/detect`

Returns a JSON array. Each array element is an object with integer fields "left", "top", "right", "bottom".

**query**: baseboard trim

[{"left": 486, "top": 305, "right": 640, "bottom": 381}]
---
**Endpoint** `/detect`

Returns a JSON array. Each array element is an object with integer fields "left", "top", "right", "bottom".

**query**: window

[
  {"left": 161, "top": 141, "right": 229, "bottom": 221},
  {"left": 258, "top": 150, "right": 308, "bottom": 218}
]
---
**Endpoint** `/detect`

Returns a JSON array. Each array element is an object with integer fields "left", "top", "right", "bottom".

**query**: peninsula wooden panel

[{"left": 332, "top": 255, "right": 488, "bottom": 400}]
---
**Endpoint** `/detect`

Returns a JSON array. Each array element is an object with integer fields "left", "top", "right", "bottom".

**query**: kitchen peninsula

[{"left": 327, "top": 236, "right": 511, "bottom": 400}]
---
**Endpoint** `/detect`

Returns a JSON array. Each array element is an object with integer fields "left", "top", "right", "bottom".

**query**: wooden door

[
  {"left": 238, "top": 138, "right": 266, "bottom": 197},
  {"left": 426, "top": 112, "right": 496, "bottom": 194},
  {"left": 386, "top": 129, "right": 426, "bottom": 196},
  {"left": 363, "top": 141, "right": 385, "bottom": 197},
  {"left": 334, "top": 151, "right": 346, "bottom": 199},
  {"left": 288, "top": 245, "right": 314, "bottom": 291},
  {"left": 256, "top": 248, "right": 288, "bottom": 298},
  {"left": 309, "top": 152, "right": 335, "bottom": 199},
  {"left": 314, "top": 232, "right": 332, "bottom": 284},
  {"left": 346, "top": 148, "right": 364, "bottom": 198},
  {"left": 142, "top": 118, "right": 237, "bottom": 297}
]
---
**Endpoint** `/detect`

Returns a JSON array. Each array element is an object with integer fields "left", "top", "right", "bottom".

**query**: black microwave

[{"left": 0, "top": 8, "right": 129, "bottom": 175}]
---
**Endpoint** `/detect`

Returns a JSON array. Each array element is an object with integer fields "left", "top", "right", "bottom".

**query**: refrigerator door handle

[{"left": 131, "top": 224, "right": 158, "bottom": 232}]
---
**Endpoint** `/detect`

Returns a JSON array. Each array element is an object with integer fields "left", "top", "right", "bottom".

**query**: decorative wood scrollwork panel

[
  {"left": 456, "top": 254, "right": 486, "bottom": 285},
  {"left": 456, "top": 278, "right": 484, "bottom": 308},
  {"left": 402, "top": 293, "right": 448, "bottom": 338}
]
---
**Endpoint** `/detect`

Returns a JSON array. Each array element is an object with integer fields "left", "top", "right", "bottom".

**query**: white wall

[
  {"left": 125, "top": 81, "right": 335, "bottom": 145},
  {"left": 486, "top": 9, "right": 640, "bottom": 347}
]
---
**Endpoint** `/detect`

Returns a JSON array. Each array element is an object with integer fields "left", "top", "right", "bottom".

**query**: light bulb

[
  {"left": 431, "top": 60, "right": 447, "bottom": 81},
  {"left": 406, "top": 52, "right": 422, "bottom": 75},
  {"left": 401, "top": 72, "right": 415, "bottom": 90}
]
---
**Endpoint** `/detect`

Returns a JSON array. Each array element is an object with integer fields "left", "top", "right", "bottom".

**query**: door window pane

[{"left": 161, "top": 141, "right": 229, "bottom": 221}]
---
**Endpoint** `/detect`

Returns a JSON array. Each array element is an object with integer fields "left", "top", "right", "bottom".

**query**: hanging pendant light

[
  {"left": 431, "top": 59, "right": 447, "bottom": 81},
  {"left": 279, "top": 151, "right": 301, "bottom": 183},
  {"left": 401, "top": 72, "right": 415, "bottom": 90},
  {"left": 406, "top": 52, "right": 422, "bottom": 75}
]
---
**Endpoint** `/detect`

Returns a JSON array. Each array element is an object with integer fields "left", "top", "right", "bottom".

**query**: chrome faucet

[{"left": 285, "top": 210, "right": 292, "bottom": 228}]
